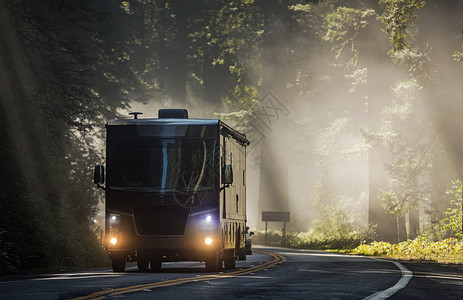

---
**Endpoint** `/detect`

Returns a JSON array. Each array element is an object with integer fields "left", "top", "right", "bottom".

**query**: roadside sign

[{"left": 262, "top": 211, "right": 290, "bottom": 222}]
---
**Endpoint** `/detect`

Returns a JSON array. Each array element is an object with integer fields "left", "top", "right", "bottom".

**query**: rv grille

[{"left": 133, "top": 205, "right": 189, "bottom": 236}]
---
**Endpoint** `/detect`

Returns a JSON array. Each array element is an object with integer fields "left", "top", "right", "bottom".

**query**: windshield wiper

[
  {"left": 171, "top": 188, "right": 199, "bottom": 197},
  {"left": 177, "top": 186, "right": 212, "bottom": 192}
]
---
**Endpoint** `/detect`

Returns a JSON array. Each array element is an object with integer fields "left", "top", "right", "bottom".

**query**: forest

[{"left": 0, "top": 0, "right": 462, "bottom": 274}]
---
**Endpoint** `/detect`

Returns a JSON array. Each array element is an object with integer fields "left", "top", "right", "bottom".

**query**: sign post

[{"left": 262, "top": 211, "right": 290, "bottom": 246}]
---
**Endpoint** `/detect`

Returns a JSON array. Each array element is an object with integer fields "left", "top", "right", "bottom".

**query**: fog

[
  {"left": 223, "top": 2, "right": 462, "bottom": 240},
  {"left": 117, "top": 1, "right": 463, "bottom": 242}
]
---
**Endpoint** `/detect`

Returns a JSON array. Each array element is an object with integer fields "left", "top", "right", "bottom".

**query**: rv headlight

[
  {"left": 109, "top": 214, "right": 121, "bottom": 230},
  {"left": 110, "top": 213, "right": 120, "bottom": 223},
  {"left": 201, "top": 214, "right": 214, "bottom": 231},
  {"left": 204, "top": 237, "right": 213, "bottom": 246}
]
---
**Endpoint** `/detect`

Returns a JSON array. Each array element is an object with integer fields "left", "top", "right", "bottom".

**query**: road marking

[
  {"left": 425, "top": 274, "right": 463, "bottom": 281},
  {"left": 73, "top": 250, "right": 286, "bottom": 300},
  {"left": 362, "top": 259, "right": 413, "bottom": 300},
  {"left": 100, "top": 266, "right": 137, "bottom": 272},
  {"left": 32, "top": 274, "right": 121, "bottom": 281}
]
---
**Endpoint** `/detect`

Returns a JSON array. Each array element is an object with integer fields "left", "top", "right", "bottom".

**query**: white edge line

[{"left": 362, "top": 258, "right": 413, "bottom": 300}]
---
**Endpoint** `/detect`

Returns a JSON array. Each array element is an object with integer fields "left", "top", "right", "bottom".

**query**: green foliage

[
  {"left": 309, "top": 108, "right": 374, "bottom": 247},
  {"left": 350, "top": 237, "right": 463, "bottom": 264},
  {"left": 251, "top": 177, "right": 376, "bottom": 250},
  {"left": 251, "top": 228, "right": 375, "bottom": 250},
  {"left": 251, "top": 230, "right": 287, "bottom": 247},
  {"left": 379, "top": 0, "right": 425, "bottom": 54},
  {"left": 307, "top": 181, "right": 375, "bottom": 246},
  {"left": 289, "top": 232, "right": 369, "bottom": 250},
  {"left": 362, "top": 80, "right": 435, "bottom": 220},
  {"left": 379, "top": 190, "right": 413, "bottom": 218},
  {"left": 324, "top": 6, "right": 375, "bottom": 68},
  {"left": 314, "top": 117, "right": 361, "bottom": 170},
  {"left": 454, "top": 46, "right": 463, "bottom": 62},
  {"left": 442, "top": 180, "right": 463, "bottom": 239},
  {"left": 389, "top": 47, "right": 433, "bottom": 86}
]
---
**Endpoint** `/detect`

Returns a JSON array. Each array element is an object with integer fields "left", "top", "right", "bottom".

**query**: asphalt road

[{"left": 2, "top": 245, "right": 463, "bottom": 299}]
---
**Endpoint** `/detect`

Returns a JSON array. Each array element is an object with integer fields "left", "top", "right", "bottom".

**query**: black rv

[{"left": 93, "top": 109, "right": 249, "bottom": 272}]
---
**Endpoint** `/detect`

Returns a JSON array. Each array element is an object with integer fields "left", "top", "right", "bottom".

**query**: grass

[
  {"left": 252, "top": 230, "right": 463, "bottom": 264},
  {"left": 343, "top": 237, "right": 463, "bottom": 264}
]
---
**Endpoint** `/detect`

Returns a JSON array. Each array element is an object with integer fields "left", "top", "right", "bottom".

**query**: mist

[
  {"left": 116, "top": 1, "right": 462, "bottom": 242},
  {"left": 111, "top": 1, "right": 463, "bottom": 243},
  {"left": 210, "top": 1, "right": 463, "bottom": 242}
]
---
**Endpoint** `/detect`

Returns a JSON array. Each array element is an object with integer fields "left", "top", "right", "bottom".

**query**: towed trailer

[{"left": 93, "top": 109, "right": 250, "bottom": 272}]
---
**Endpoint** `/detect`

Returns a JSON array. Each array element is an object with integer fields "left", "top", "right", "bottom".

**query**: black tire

[
  {"left": 205, "top": 254, "right": 222, "bottom": 272},
  {"left": 150, "top": 258, "right": 162, "bottom": 272},
  {"left": 238, "top": 247, "right": 246, "bottom": 260},
  {"left": 137, "top": 259, "right": 149, "bottom": 272},
  {"left": 224, "top": 255, "right": 236, "bottom": 269},
  {"left": 112, "top": 256, "right": 126, "bottom": 272}
]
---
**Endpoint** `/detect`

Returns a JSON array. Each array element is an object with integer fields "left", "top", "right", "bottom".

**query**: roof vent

[
  {"left": 158, "top": 109, "right": 188, "bottom": 119},
  {"left": 129, "top": 112, "right": 143, "bottom": 119}
]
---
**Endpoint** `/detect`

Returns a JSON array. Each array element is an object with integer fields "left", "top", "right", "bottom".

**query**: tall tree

[
  {"left": 364, "top": 0, "right": 399, "bottom": 242},
  {"left": 0, "top": 0, "right": 110, "bottom": 274},
  {"left": 257, "top": 0, "right": 292, "bottom": 219}
]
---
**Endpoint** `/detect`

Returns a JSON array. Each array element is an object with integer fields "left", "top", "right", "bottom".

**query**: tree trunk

[
  {"left": 257, "top": 0, "right": 290, "bottom": 227},
  {"left": 132, "top": 0, "right": 146, "bottom": 73},
  {"left": 158, "top": 0, "right": 167, "bottom": 91},
  {"left": 364, "top": 0, "right": 398, "bottom": 242},
  {"left": 170, "top": 0, "right": 188, "bottom": 106},
  {"left": 408, "top": 208, "right": 419, "bottom": 239},
  {"left": 417, "top": 1, "right": 463, "bottom": 180}
]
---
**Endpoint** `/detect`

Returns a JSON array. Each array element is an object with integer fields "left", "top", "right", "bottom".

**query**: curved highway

[{"left": 1, "top": 245, "right": 463, "bottom": 299}]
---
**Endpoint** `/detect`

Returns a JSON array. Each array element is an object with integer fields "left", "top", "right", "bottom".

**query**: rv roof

[
  {"left": 106, "top": 118, "right": 250, "bottom": 146},
  {"left": 106, "top": 118, "right": 220, "bottom": 126}
]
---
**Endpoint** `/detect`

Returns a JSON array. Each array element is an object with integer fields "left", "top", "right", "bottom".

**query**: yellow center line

[{"left": 74, "top": 250, "right": 285, "bottom": 300}]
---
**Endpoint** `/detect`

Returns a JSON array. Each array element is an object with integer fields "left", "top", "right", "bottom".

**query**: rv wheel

[
  {"left": 150, "top": 258, "right": 162, "bottom": 272},
  {"left": 111, "top": 256, "right": 126, "bottom": 272},
  {"left": 238, "top": 247, "right": 246, "bottom": 260},
  {"left": 205, "top": 254, "right": 222, "bottom": 272},
  {"left": 137, "top": 259, "right": 149, "bottom": 272},
  {"left": 224, "top": 255, "right": 236, "bottom": 269}
]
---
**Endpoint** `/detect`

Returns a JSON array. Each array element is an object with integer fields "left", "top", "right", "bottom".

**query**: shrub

[
  {"left": 442, "top": 180, "right": 463, "bottom": 239},
  {"left": 251, "top": 226, "right": 375, "bottom": 250},
  {"left": 350, "top": 237, "right": 463, "bottom": 263}
]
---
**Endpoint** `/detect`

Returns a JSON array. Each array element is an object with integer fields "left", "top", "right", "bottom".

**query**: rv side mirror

[
  {"left": 223, "top": 164, "right": 233, "bottom": 185},
  {"left": 93, "top": 165, "right": 105, "bottom": 185}
]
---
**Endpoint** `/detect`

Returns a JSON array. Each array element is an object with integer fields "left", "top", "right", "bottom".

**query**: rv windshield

[{"left": 108, "top": 138, "right": 216, "bottom": 191}]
